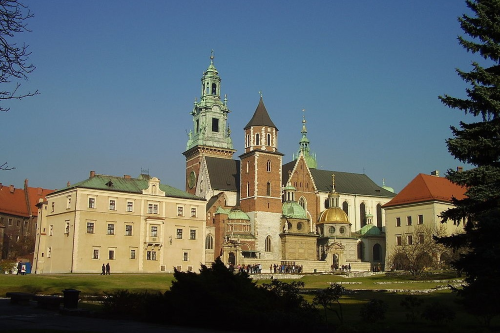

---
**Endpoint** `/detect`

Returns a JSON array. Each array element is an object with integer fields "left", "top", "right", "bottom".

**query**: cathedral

[{"left": 183, "top": 54, "right": 395, "bottom": 272}]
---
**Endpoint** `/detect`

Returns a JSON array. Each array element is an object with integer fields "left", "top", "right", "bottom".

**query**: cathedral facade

[{"left": 184, "top": 55, "right": 396, "bottom": 272}]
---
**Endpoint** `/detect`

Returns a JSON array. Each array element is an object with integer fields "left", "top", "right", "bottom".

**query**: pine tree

[{"left": 438, "top": 0, "right": 500, "bottom": 327}]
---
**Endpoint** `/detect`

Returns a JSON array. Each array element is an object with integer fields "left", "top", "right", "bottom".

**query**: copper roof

[{"left": 382, "top": 173, "right": 466, "bottom": 208}]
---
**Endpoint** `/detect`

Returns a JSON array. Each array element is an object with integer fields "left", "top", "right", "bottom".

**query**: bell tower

[
  {"left": 240, "top": 96, "right": 283, "bottom": 260},
  {"left": 183, "top": 52, "right": 236, "bottom": 194}
]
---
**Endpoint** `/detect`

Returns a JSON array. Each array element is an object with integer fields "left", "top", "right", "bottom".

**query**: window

[
  {"left": 265, "top": 236, "right": 272, "bottom": 252},
  {"left": 146, "top": 251, "right": 157, "bottom": 261},
  {"left": 211, "top": 83, "right": 217, "bottom": 95},
  {"left": 108, "top": 249, "right": 115, "bottom": 260},
  {"left": 125, "top": 225, "right": 132, "bottom": 236},
  {"left": 183, "top": 252, "right": 189, "bottom": 261},
  {"left": 190, "top": 229, "right": 196, "bottom": 240},
  {"left": 107, "top": 224, "right": 115, "bottom": 235},
  {"left": 177, "top": 206, "right": 184, "bottom": 216},
  {"left": 267, "top": 133, "right": 271, "bottom": 146},
  {"left": 246, "top": 134, "right": 250, "bottom": 148},
  {"left": 8, "top": 218, "right": 12, "bottom": 226},
  {"left": 93, "top": 249, "right": 99, "bottom": 259},
  {"left": 127, "top": 201, "right": 133, "bottom": 212},
  {"left": 342, "top": 201, "right": 349, "bottom": 216},
  {"left": 340, "top": 226, "right": 346, "bottom": 234},
  {"left": 396, "top": 235, "right": 402, "bottom": 246},
  {"left": 47, "top": 247, "right": 52, "bottom": 258},
  {"left": 246, "top": 182, "right": 250, "bottom": 197},
  {"left": 49, "top": 225, "right": 53, "bottom": 236},
  {"left": 109, "top": 199, "right": 116, "bottom": 211},
  {"left": 212, "top": 118, "right": 219, "bottom": 132},
  {"left": 396, "top": 217, "right": 401, "bottom": 227},
  {"left": 147, "top": 251, "right": 151, "bottom": 260},
  {"left": 147, "top": 203, "right": 158, "bottom": 214},
  {"left": 88, "top": 197, "right": 95, "bottom": 209},
  {"left": 205, "top": 234, "right": 214, "bottom": 250},
  {"left": 266, "top": 160, "right": 271, "bottom": 172},
  {"left": 51, "top": 202, "right": 54, "bottom": 212},
  {"left": 87, "top": 222, "right": 95, "bottom": 234},
  {"left": 407, "top": 216, "right": 412, "bottom": 226},
  {"left": 67, "top": 196, "right": 71, "bottom": 209},
  {"left": 266, "top": 182, "right": 271, "bottom": 196},
  {"left": 407, "top": 235, "right": 413, "bottom": 245},
  {"left": 176, "top": 228, "right": 183, "bottom": 239},
  {"left": 130, "top": 249, "right": 136, "bottom": 259},
  {"left": 297, "top": 222, "right": 303, "bottom": 230},
  {"left": 65, "top": 221, "right": 70, "bottom": 234},
  {"left": 255, "top": 133, "right": 260, "bottom": 146},
  {"left": 329, "top": 226, "right": 335, "bottom": 234},
  {"left": 151, "top": 225, "right": 158, "bottom": 237},
  {"left": 418, "top": 215, "right": 424, "bottom": 225},
  {"left": 191, "top": 208, "right": 197, "bottom": 217},
  {"left": 418, "top": 233, "right": 425, "bottom": 244}
]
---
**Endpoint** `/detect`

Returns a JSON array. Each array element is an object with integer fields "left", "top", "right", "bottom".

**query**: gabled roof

[
  {"left": 0, "top": 183, "right": 54, "bottom": 217},
  {"left": 206, "top": 157, "right": 240, "bottom": 192},
  {"left": 382, "top": 173, "right": 466, "bottom": 208},
  {"left": 282, "top": 160, "right": 395, "bottom": 198},
  {"left": 54, "top": 174, "right": 203, "bottom": 200},
  {"left": 244, "top": 97, "right": 277, "bottom": 130}
]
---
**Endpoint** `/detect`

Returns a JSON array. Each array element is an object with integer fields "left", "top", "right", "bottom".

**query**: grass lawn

[{"left": 1, "top": 271, "right": 498, "bottom": 332}]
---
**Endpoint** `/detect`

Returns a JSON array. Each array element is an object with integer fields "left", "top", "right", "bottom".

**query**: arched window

[
  {"left": 342, "top": 201, "right": 349, "bottom": 216},
  {"left": 373, "top": 243, "right": 382, "bottom": 261},
  {"left": 211, "top": 83, "right": 217, "bottom": 95},
  {"left": 299, "top": 197, "right": 306, "bottom": 210},
  {"left": 205, "top": 234, "right": 214, "bottom": 250},
  {"left": 360, "top": 202, "right": 366, "bottom": 227},
  {"left": 267, "top": 133, "right": 271, "bottom": 146},
  {"left": 255, "top": 133, "right": 260, "bottom": 146},
  {"left": 266, "top": 182, "right": 271, "bottom": 196},
  {"left": 246, "top": 161, "right": 249, "bottom": 173},
  {"left": 376, "top": 204, "right": 382, "bottom": 228},
  {"left": 246, "top": 134, "right": 250, "bottom": 148},
  {"left": 265, "top": 236, "right": 272, "bottom": 252}
]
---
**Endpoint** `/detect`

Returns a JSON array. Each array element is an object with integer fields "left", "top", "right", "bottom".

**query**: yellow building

[
  {"left": 383, "top": 172, "right": 466, "bottom": 270},
  {"left": 33, "top": 171, "right": 206, "bottom": 273}
]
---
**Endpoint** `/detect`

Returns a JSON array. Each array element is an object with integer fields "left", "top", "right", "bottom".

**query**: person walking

[
  {"left": 105, "top": 263, "right": 110, "bottom": 275},
  {"left": 101, "top": 264, "right": 106, "bottom": 275}
]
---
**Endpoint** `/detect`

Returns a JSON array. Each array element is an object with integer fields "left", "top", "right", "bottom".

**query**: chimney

[
  {"left": 67, "top": 181, "right": 71, "bottom": 187},
  {"left": 90, "top": 170, "right": 95, "bottom": 178},
  {"left": 124, "top": 175, "right": 131, "bottom": 179},
  {"left": 9, "top": 185, "right": 14, "bottom": 193},
  {"left": 430, "top": 170, "right": 439, "bottom": 177},
  {"left": 457, "top": 166, "right": 463, "bottom": 173}
]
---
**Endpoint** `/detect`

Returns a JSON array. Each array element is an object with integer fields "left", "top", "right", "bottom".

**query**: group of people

[
  {"left": 101, "top": 263, "right": 111, "bottom": 275},
  {"left": 270, "top": 263, "right": 303, "bottom": 274}
]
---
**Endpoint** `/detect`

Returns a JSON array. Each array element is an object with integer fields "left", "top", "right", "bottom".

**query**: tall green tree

[{"left": 438, "top": 0, "right": 500, "bottom": 327}]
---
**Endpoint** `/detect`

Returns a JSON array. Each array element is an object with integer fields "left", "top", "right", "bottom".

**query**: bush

[
  {"left": 421, "top": 301, "right": 455, "bottom": 325},
  {"left": 400, "top": 295, "right": 423, "bottom": 323},
  {"left": 359, "top": 299, "right": 386, "bottom": 322}
]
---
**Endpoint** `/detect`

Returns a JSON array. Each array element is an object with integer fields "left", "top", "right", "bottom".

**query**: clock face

[{"left": 188, "top": 171, "right": 196, "bottom": 189}]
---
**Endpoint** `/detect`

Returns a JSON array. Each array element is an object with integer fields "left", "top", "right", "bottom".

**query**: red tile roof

[
  {"left": 382, "top": 173, "right": 466, "bottom": 208},
  {"left": 0, "top": 183, "right": 54, "bottom": 218}
]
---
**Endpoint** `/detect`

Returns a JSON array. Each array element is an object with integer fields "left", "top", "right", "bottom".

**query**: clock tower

[{"left": 183, "top": 52, "right": 236, "bottom": 195}]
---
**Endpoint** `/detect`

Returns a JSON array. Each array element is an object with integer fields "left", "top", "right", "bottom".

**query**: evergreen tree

[{"left": 439, "top": 0, "right": 500, "bottom": 326}]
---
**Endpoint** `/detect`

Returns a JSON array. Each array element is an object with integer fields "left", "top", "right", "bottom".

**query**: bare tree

[
  {"left": 0, "top": 0, "right": 38, "bottom": 112},
  {"left": 389, "top": 224, "right": 455, "bottom": 277}
]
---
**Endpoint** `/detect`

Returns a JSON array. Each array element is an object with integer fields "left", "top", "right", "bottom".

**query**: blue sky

[{"left": 1, "top": 1, "right": 478, "bottom": 193}]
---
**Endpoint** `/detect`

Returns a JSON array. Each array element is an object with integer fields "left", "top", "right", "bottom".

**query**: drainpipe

[{"left": 71, "top": 190, "right": 78, "bottom": 273}]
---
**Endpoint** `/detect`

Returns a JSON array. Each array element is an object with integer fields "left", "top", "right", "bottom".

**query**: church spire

[{"left": 293, "top": 110, "right": 317, "bottom": 169}]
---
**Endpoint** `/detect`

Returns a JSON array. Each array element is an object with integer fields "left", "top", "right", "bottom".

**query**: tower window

[
  {"left": 266, "top": 182, "right": 271, "bottom": 196},
  {"left": 211, "top": 83, "right": 217, "bottom": 95},
  {"left": 266, "top": 160, "right": 271, "bottom": 172},
  {"left": 265, "top": 236, "right": 272, "bottom": 252},
  {"left": 212, "top": 118, "right": 219, "bottom": 132},
  {"left": 255, "top": 134, "right": 260, "bottom": 146},
  {"left": 267, "top": 133, "right": 271, "bottom": 146}
]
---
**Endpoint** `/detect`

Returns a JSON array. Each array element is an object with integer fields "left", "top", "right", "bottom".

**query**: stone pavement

[{"left": 0, "top": 298, "right": 221, "bottom": 332}]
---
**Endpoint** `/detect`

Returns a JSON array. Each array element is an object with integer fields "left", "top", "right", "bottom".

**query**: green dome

[
  {"left": 228, "top": 208, "right": 250, "bottom": 220},
  {"left": 282, "top": 202, "right": 307, "bottom": 219},
  {"left": 359, "top": 224, "right": 381, "bottom": 236}
]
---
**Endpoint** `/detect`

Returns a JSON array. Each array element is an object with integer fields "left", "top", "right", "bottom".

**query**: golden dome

[{"left": 317, "top": 207, "right": 349, "bottom": 224}]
